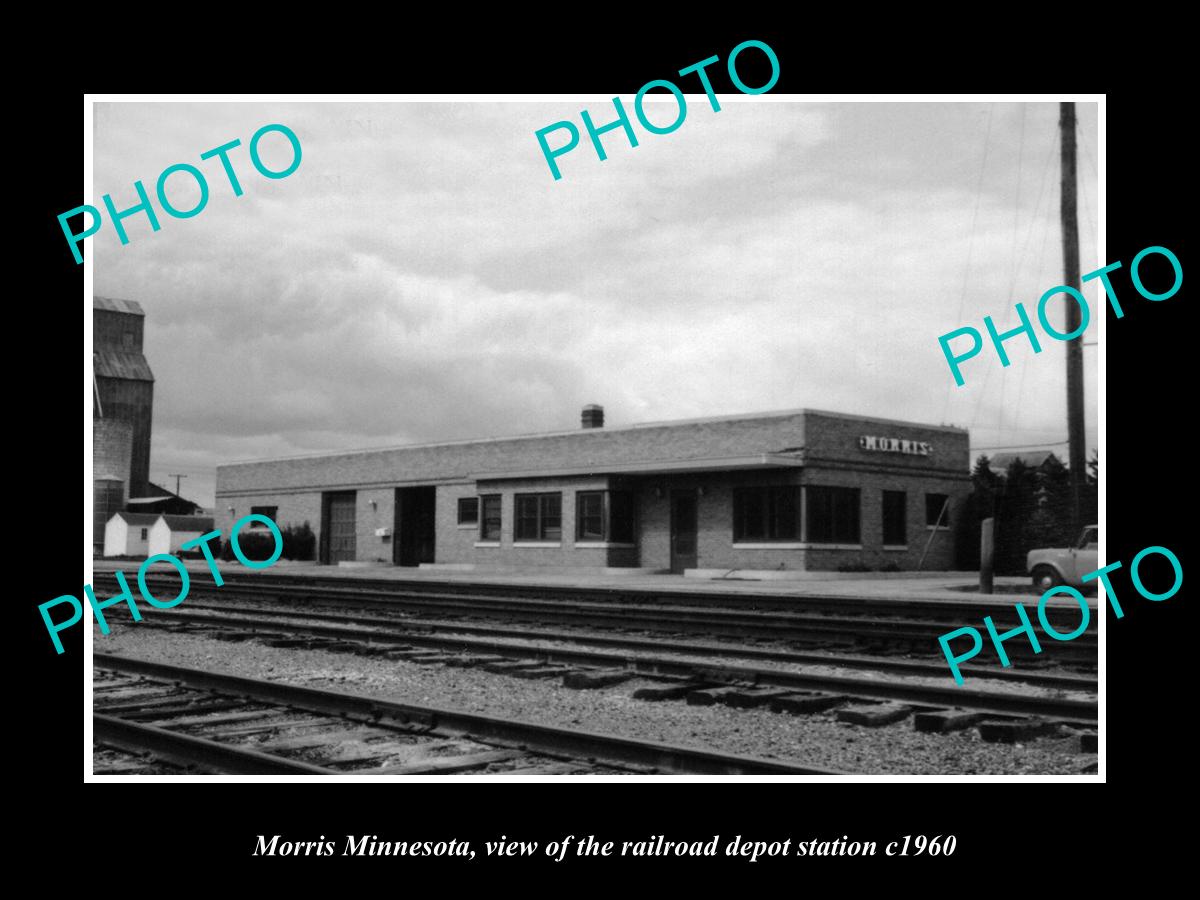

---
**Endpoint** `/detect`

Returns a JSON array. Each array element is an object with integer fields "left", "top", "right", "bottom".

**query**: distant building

[
  {"left": 987, "top": 450, "right": 1058, "bottom": 472},
  {"left": 125, "top": 482, "right": 202, "bottom": 517},
  {"left": 93, "top": 296, "right": 154, "bottom": 498},
  {"left": 103, "top": 512, "right": 158, "bottom": 557},
  {"left": 93, "top": 416, "right": 134, "bottom": 553},
  {"left": 148, "top": 515, "right": 215, "bottom": 557}
]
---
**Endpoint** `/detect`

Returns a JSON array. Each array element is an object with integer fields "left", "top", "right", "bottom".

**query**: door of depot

[
  {"left": 395, "top": 486, "right": 436, "bottom": 566},
  {"left": 322, "top": 491, "right": 357, "bottom": 564},
  {"left": 670, "top": 490, "right": 698, "bottom": 573}
]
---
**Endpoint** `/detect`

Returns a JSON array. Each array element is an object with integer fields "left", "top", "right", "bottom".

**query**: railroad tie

[
  {"left": 632, "top": 682, "right": 714, "bottom": 702},
  {"left": 912, "top": 709, "right": 986, "bottom": 733},
  {"left": 835, "top": 703, "right": 914, "bottom": 727},
  {"left": 769, "top": 693, "right": 847, "bottom": 715},
  {"left": 562, "top": 669, "right": 634, "bottom": 689}
]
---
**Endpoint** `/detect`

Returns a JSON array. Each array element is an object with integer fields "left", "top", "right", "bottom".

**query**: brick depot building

[{"left": 215, "top": 407, "right": 970, "bottom": 574}]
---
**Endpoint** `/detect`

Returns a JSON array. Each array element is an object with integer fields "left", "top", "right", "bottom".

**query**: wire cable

[{"left": 940, "top": 102, "right": 995, "bottom": 425}]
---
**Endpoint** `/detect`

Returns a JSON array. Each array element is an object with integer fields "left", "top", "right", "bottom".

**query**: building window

[
  {"left": 515, "top": 492, "right": 562, "bottom": 541},
  {"left": 882, "top": 490, "right": 906, "bottom": 545},
  {"left": 733, "top": 486, "right": 801, "bottom": 542},
  {"left": 250, "top": 505, "right": 278, "bottom": 528},
  {"left": 457, "top": 497, "right": 479, "bottom": 525},
  {"left": 576, "top": 491, "right": 636, "bottom": 543},
  {"left": 122, "top": 331, "right": 135, "bottom": 348},
  {"left": 577, "top": 491, "right": 604, "bottom": 541},
  {"left": 140, "top": 527, "right": 148, "bottom": 540},
  {"left": 806, "top": 486, "right": 860, "bottom": 544},
  {"left": 480, "top": 494, "right": 502, "bottom": 542},
  {"left": 926, "top": 493, "right": 951, "bottom": 528}
]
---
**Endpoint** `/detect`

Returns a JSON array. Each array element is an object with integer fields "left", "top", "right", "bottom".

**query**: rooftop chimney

[{"left": 581, "top": 404, "right": 604, "bottom": 429}]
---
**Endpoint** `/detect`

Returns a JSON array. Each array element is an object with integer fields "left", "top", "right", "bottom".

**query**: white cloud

[{"left": 93, "top": 100, "right": 1100, "bottom": 507}]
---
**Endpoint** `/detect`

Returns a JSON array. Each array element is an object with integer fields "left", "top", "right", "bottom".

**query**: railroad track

[
  {"left": 106, "top": 599, "right": 1097, "bottom": 724},
  {"left": 98, "top": 572, "right": 1097, "bottom": 663},
  {"left": 93, "top": 653, "right": 832, "bottom": 775},
  {"left": 120, "top": 568, "right": 1054, "bottom": 616},
  {"left": 160, "top": 598, "right": 1097, "bottom": 688}
]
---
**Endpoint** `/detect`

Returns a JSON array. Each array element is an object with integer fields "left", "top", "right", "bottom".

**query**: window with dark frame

[
  {"left": 515, "top": 492, "right": 562, "bottom": 541},
  {"left": 925, "top": 493, "right": 950, "bottom": 528},
  {"left": 249, "top": 505, "right": 278, "bottom": 529},
  {"left": 575, "top": 491, "right": 636, "bottom": 543},
  {"left": 457, "top": 497, "right": 479, "bottom": 526},
  {"left": 806, "top": 485, "right": 861, "bottom": 544},
  {"left": 733, "top": 486, "right": 801, "bottom": 542},
  {"left": 140, "top": 527, "right": 148, "bottom": 540},
  {"left": 576, "top": 491, "right": 604, "bottom": 541},
  {"left": 882, "top": 490, "right": 906, "bottom": 546},
  {"left": 480, "top": 494, "right": 502, "bottom": 541}
]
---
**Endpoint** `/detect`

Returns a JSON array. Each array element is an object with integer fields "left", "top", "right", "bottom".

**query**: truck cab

[{"left": 1027, "top": 525, "right": 1099, "bottom": 591}]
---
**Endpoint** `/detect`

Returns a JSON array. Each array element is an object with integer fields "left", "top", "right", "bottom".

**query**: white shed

[
  {"left": 103, "top": 512, "right": 159, "bottom": 557},
  {"left": 148, "top": 515, "right": 216, "bottom": 557}
]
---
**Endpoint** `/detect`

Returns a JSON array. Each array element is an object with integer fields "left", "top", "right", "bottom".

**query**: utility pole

[
  {"left": 1060, "top": 102, "right": 1086, "bottom": 533},
  {"left": 168, "top": 473, "right": 187, "bottom": 497}
]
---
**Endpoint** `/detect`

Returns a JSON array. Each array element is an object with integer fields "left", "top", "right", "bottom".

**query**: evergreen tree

[
  {"left": 956, "top": 455, "right": 1001, "bottom": 570},
  {"left": 1082, "top": 451, "right": 1099, "bottom": 527},
  {"left": 996, "top": 459, "right": 1038, "bottom": 574},
  {"left": 1031, "top": 453, "right": 1073, "bottom": 548}
]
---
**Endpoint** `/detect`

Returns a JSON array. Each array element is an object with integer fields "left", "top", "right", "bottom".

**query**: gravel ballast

[{"left": 94, "top": 624, "right": 1095, "bottom": 775}]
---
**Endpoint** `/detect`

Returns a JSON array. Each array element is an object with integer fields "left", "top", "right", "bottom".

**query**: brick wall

[
  {"left": 436, "top": 482, "right": 485, "bottom": 565},
  {"left": 215, "top": 410, "right": 970, "bottom": 571},
  {"left": 357, "top": 488, "right": 394, "bottom": 563},
  {"left": 801, "top": 467, "right": 966, "bottom": 571},
  {"left": 803, "top": 410, "right": 969, "bottom": 474},
  {"left": 457, "top": 476, "right": 619, "bottom": 568},
  {"left": 219, "top": 493, "right": 323, "bottom": 557}
]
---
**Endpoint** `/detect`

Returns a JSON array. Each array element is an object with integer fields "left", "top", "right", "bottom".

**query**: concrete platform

[{"left": 91, "top": 556, "right": 1099, "bottom": 609}]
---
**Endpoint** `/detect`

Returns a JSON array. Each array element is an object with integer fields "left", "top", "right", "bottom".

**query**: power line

[
  {"left": 971, "top": 439, "right": 1068, "bottom": 451},
  {"left": 1013, "top": 157, "right": 1059, "bottom": 418},
  {"left": 996, "top": 102, "right": 1028, "bottom": 438},
  {"left": 971, "top": 124, "right": 1057, "bottom": 433},
  {"left": 940, "top": 102, "right": 995, "bottom": 425}
]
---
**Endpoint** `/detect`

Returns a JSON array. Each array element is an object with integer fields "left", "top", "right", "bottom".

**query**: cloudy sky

[{"left": 92, "top": 99, "right": 1100, "bottom": 508}]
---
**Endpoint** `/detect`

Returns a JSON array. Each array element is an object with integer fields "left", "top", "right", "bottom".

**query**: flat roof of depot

[
  {"left": 225, "top": 407, "right": 968, "bottom": 467},
  {"left": 218, "top": 408, "right": 970, "bottom": 494}
]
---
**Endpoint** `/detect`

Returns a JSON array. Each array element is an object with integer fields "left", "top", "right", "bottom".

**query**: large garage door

[{"left": 322, "top": 491, "right": 357, "bottom": 564}]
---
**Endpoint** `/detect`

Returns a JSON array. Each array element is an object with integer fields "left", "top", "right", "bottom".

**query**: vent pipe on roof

[{"left": 581, "top": 404, "right": 604, "bottom": 429}]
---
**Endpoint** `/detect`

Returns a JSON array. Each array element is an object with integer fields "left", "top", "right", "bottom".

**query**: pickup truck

[{"left": 1027, "top": 525, "right": 1098, "bottom": 591}]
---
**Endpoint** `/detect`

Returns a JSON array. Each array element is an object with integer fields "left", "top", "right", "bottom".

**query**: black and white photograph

[{"left": 80, "top": 93, "right": 1106, "bottom": 780}]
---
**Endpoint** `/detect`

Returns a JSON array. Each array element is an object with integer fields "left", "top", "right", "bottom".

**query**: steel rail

[
  {"left": 108, "top": 566, "right": 1065, "bottom": 618},
  {"left": 123, "top": 610, "right": 1098, "bottom": 722},
  {"left": 93, "top": 713, "right": 338, "bottom": 774},
  {"left": 176, "top": 598, "right": 1095, "bottom": 690},
  {"left": 106, "top": 574, "right": 1096, "bottom": 653},
  {"left": 93, "top": 654, "right": 838, "bottom": 775}
]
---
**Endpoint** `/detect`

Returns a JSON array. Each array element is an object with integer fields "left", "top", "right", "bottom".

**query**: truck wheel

[{"left": 1031, "top": 565, "right": 1061, "bottom": 592}]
